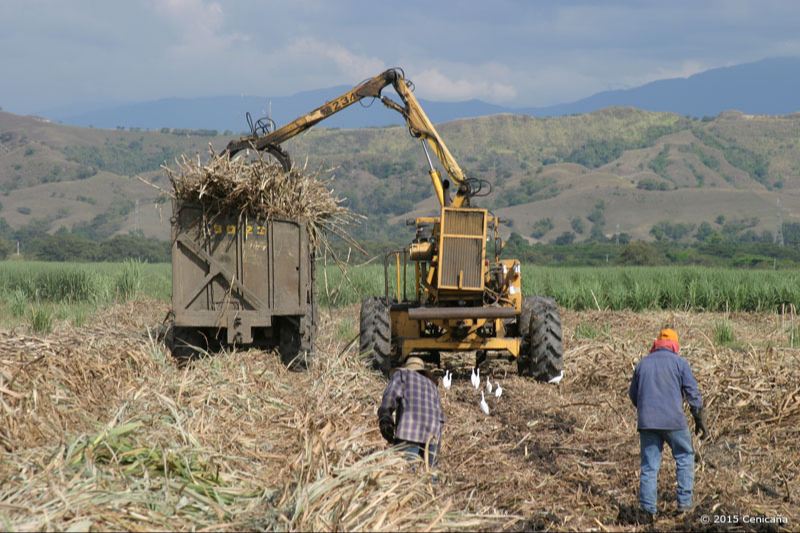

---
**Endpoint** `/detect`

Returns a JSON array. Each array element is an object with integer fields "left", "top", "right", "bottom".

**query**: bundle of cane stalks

[{"left": 164, "top": 146, "right": 364, "bottom": 252}]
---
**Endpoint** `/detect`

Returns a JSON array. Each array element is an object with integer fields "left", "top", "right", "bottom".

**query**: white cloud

[
  {"left": 154, "top": 0, "right": 223, "bottom": 31},
  {"left": 150, "top": 0, "right": 247, "bottom": 56},
  {"left": 519, "top": 65, "right": 600, "bottom": 106},
  {"left": 766, "top": 39, "right": 800, "bottom": 57},
  {"left": 283, "top": 38, "right": 387, "bottom": 83},
  {"left": 626, "top": 60, "right": 709, "bottom": 87},
  {"left": 410, "top": 67, "right": 517, "bottom": 103},
  {"left": 4, "top": 0, "right": 800, "bottom": 113}
]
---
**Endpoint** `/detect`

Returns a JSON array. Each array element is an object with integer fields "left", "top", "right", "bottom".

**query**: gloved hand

[
  {"left": 692, "top": 409, "right": 708, "bottom": 440},
  {"left": 379, "top": 417, "right": 396, "bottom": 444}
]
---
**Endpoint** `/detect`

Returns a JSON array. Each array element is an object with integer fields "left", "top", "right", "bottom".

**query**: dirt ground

[
  {"left": 1, "top": 301, "right": 798, "bottom": 532},
  {"left": 331, "top": 305, "right": 800, "bottom": 532}
]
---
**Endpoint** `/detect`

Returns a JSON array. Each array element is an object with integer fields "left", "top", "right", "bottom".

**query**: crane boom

[{"left": 221, "top": 68, "right": 472, "bottom": 206}]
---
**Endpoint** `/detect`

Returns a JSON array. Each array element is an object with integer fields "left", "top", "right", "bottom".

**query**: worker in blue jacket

[{"left": 629, "top": 328, "right": 708, "bottom": 517}]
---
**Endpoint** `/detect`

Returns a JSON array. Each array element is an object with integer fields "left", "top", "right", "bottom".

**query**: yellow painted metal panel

[
  {"left": 400, "top": 337, "right": 520, "bottom": 357},
  {"left": 437, "top": 207, "right": 486, "bottom": 291}
]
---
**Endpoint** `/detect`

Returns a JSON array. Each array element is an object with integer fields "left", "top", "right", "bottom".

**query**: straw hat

[
  {"left": 388, "top": 356, "right": 436, "bottom": 384},
  {"left": 403, "top": 356, "right": 425, "bottom": 371}
]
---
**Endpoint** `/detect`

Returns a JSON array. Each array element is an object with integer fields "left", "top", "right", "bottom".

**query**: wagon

[{"left": 168, "top": 200, "right": 317, "bottom": 368}]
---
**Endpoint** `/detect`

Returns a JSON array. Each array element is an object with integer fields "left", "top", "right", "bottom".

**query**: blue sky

[{"left": 1, "top": 0, "right": 799, "bottom": 114}]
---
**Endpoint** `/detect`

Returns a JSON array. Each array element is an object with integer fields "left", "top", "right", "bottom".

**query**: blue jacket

[{"left": 629, "top": 348, "right": 703, "bottom": 430}]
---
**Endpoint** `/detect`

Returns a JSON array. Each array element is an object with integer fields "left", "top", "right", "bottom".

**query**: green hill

[{"left": 2, "top": 108, "right": 799, "bottom": 250}]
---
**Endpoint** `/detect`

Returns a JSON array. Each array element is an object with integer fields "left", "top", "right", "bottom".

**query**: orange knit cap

[{"left": 658, "top": 328, "right": 679, "bottom": 342}]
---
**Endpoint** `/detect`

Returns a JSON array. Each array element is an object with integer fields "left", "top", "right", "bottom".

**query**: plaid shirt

[{"left": 378, "top": 369, "right": 444, "bottom": 445}]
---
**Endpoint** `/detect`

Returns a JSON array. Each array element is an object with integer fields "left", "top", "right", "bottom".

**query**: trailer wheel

[
  {"left": 517, "top": 295, "right": 563, "bottom": 381},
  {"left": 279, "top": 302, "right": 317, "bottom": 371},
  {"left": 167, "top": 326, "right": 208, "bottom": 363},
  {"left": 359, "top": 297, "right": 392, "bottom": 376}
]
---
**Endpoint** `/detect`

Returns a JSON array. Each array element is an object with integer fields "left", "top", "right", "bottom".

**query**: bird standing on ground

[
  {"left": 548, "top": 371, "right": 564, "bottom": 385},
  {"left": 494, "top": 382, "right": 503, "bottom": 398},
  {"left": 486, "top": 376, "right": 493, "bottom": 394},
  {"left": 442, "top": 370, "right": 452, "bottom": 390},
  {"left": 471, "top": 367, "right": 480, "bottom": 389},
  {"left": 480, "top": 390, "right": 490, "bottom": 415}
]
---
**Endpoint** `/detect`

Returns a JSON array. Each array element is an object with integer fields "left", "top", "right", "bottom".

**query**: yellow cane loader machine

[{"left": 221, "top": 68, "right": 564, "bottom": 381}]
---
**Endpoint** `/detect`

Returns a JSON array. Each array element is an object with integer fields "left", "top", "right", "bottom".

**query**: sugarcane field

[
  {"left": 1, "top": 291, "right": 798, "bottom": 532},
  {"left": 1, "top": 148, "right": 798, "bottom": 533}
]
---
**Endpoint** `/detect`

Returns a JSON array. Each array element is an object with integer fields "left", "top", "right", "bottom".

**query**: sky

[{"left": 1, "top": 0, "right": 800, "bottom": 115}]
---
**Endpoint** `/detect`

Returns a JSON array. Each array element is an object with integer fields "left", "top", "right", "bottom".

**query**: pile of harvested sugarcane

[{"left": 163, "top": 146, "right": 363, "bottom": 250}]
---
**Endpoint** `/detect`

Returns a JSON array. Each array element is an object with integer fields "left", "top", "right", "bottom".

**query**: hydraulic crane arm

[
  {"left": 223, "top": 70, "right": 397, "bottom": 157},
  {"left": 383, "top": 76, "right": 470, "bottom": 206},
  {"left": 221, "top": 68, "right": 472, "bottom": 207}
]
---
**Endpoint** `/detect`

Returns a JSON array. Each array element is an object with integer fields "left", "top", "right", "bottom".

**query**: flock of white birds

[{"left": 440, "top": 366, "right": 564, "bottom": 415}]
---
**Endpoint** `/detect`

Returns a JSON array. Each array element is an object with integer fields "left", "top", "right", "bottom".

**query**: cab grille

[{"left": 438, "top": 208, "right": 486, "bottom": 291}]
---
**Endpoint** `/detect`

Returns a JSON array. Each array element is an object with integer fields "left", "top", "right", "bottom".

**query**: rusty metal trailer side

[{"left": 171, "top": 201, "right": 314, "bottom": 348}]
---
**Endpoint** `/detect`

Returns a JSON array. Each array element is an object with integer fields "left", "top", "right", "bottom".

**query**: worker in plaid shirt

[{"left": 378, "top": 356, "right": 445, "bottom": 470}]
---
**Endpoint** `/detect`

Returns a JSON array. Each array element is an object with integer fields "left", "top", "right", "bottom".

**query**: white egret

[
  {"left": 480, "top": 390, "right": 490, "bottom": 415},
  {"left": 548, "top": 371, "right": 564, "bottom": 385},
  {"left": 486, "top": 376, "right": 493, "bottom": 394},
  {"left": 442, "top": 370, "right": 452, "bottom": 390},
  {"left": 494, "top": 382, "right": 503, "bottom": 398},
  {"left": 471, "top": 367, "right": 480, "bottom": 389}
]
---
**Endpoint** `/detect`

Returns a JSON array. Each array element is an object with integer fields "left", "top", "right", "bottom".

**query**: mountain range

[
  {"left": 40, "top": 57, "right": 800, "bottom": 132},
  {"left": 3, "top": 103, "right": 800, "bottom": 248}
]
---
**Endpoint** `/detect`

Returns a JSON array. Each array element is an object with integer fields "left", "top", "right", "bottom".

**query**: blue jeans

[
  {"left": 397, "top": 440, "right": 440, "bottom": 485},
  {"left": 397, "top": 440, "right": 439, "bottom": 469},
  {"left": 639, "top": 428, "right": 694, "bottom": 514}
]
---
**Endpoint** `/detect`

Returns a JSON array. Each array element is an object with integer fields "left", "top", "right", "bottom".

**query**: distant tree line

[
  {"left": 0, "top": 231, "right": 169, "bottom": 262},
  {"left": 501, "top": 236, "right": 800, "bottom": 269},
  {"left": 562, "top": 122, "right": 691, "bottom": 169},
  {"left": 5, "top": 219, "right": 800, "bottom": 269},
  {"left": 691, "top": 128, "right": 770, "bottom": 188},
  {"left": 497, "top": 212, "right": 800, "bottom": 268},
  {"left": 63, "top": 139, "right": 185, "bottom": 176},
  {"left": 493, "top": 177, "right": 559, "bottom": 208},
  {"left": 157, "top": 128, "right": 222, "bottom": 137},
  {"left": 0, "top": 206, "right": 170, "bottom": 262}
]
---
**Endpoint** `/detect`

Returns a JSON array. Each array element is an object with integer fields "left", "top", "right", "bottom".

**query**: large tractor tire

[
  {"left": 359, "top": 297, "right": 392, "bottom": 376},
  {"left": 517, "top": 295, "right": 564, "bottom": 382},
  {"left": 279, "top": 301, "right": 317, "bottom": 371}
]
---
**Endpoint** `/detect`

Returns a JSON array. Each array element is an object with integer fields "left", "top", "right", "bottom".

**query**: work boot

[{"left": 635, "top": 508, "right": 655, "bottom": 525}]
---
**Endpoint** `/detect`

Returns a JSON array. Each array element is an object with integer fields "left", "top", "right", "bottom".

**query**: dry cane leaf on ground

[
  {"left": 1, "top": 302, "right": 798, "bottom": 532},
  {"left": 0, "top": 301, "right": 486, "bottom": 532}
]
